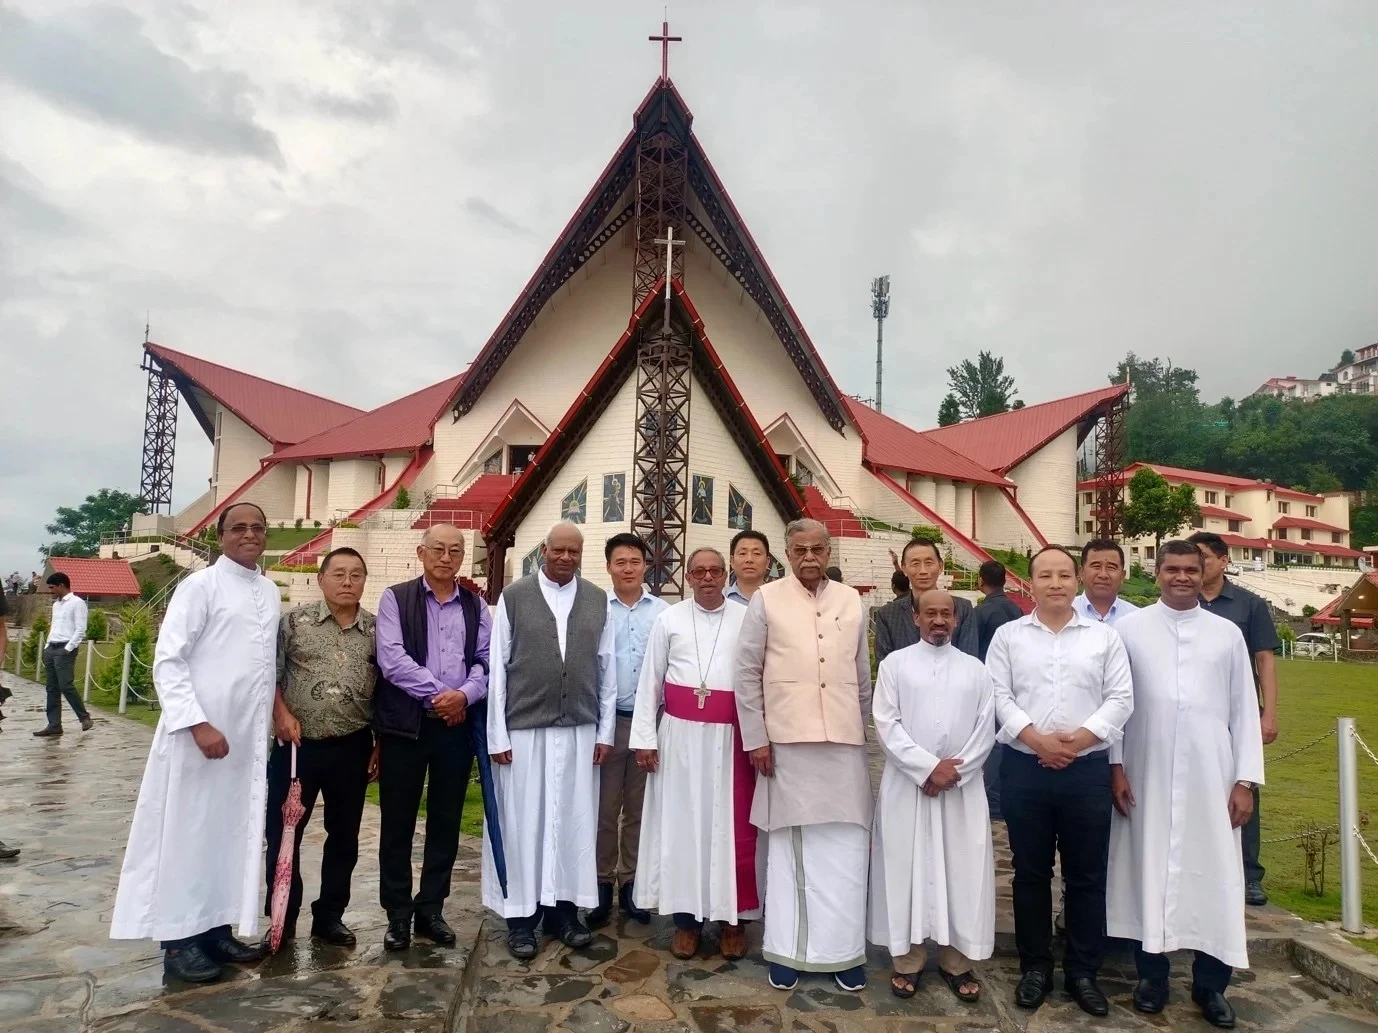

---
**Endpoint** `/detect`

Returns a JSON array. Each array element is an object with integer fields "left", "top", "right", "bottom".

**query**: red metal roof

[
  {"left": 923, "top": 384, "right": 1129, "bottom": 474},
  {"left": 1218, "top": 533, "right": 1269, "bottom": 549},
  {"left": 1200, "top": 505, "right": 1252, "bottom": 521},
  {"left": 1308, "top": 542, "right": 1366, "bottom": 559},
  {"left": 1312, "top": 572, "right": 1378, "bottom": 627},
  {"left": 1273, "top": 516, "right": 1348, "bottom": 534},
  {"left": 271, "top": 373, "right": 467, "bottom": 462},
  {"left": 47, "top": 557, "right": 140, "bottom": 597},
  {"left": 146, "top": 342, "right": 364, "bottom": 446},
  {"left": 841, "top": 399, "right": 1011, "bottom": 487}
]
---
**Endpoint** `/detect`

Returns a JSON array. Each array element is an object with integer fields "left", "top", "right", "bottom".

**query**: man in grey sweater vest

[{"left": 482, "top": 521, "right": 618, "bottom": 960}]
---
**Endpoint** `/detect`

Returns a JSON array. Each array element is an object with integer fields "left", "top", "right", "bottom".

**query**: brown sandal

[
  {"left": 940, "top": 968, "right": 981, "bottom": 1002},
  {"left": 891, "top": 971, "right": 920, "bottom": 998}
]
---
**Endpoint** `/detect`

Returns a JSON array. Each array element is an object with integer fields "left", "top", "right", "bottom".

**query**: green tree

[
  {"left": 1340, "top": 349, "right": 1356, "bottom": 368},
  {"left": 393, "top": 486, "right": 412, "bottom": 510},
  {"left": 43, "top": 489, "right": 144, "bottom": 558},
  {"left": 936, "top": 393, "right": 962, "bottom": 426},
  {"left": 1122, "top": 468, "right": 1201, "bottom": 552},
  {"left": 945, "top": 351, "right": 1019, "bottom": 419},
  {"left": 910, "top": 525, "right": 944, "bottom": 545},
  {"left": 1110, "top": 353, "right": 1199, "bottom": 401}
]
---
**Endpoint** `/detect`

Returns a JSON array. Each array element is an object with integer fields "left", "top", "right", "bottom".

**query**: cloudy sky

[{"left": 3, "top": 0, "right": 1377, "bottom": 572}]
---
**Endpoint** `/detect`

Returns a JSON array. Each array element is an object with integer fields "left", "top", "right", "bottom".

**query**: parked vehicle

[
  {"left": 1226, "top": 563, "right": 1243, "bottom": 576},
  {"left": 1294, "top": 632, "right": 1335, "bottom": 658}
]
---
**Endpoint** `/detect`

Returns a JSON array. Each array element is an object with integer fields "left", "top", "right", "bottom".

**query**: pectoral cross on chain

[
  {"left": 694, "top": 682, "right": 711, "bottom": 709},
  {"left": 654, "top": 225, "right": 685, "bottom": 331}
]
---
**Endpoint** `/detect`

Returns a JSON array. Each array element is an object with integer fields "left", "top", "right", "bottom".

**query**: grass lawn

[
  {"left": 1262, "top": 658, "right": 1378, "bottom": 934},
  {"left": 266, "top": 527, "right": 322, "bottom": 551}
]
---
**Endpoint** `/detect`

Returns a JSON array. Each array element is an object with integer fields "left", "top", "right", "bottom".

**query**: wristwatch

[{"left": 1236, "top": 780, "right": 1256, "bottom": 790}]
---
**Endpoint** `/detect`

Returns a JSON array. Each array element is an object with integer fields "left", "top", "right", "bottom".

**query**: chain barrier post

[
  {"left": 1339, "top": 717, "right": 1363, "bottom": 934},
  {"left": 83, "top": 640, "right": 94, "bottom": 703},
  {"left": 118, "top": 642, "right": 132, "bottom": 715}
]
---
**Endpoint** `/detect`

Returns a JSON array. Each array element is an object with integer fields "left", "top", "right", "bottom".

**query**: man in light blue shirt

[
  {"left": 587, "top": 532, "right": 669, "bottom": 930},
  {"left": 1072, "top": 539, "right": 1138, "bottom": 627},
  {"left": 724, "top": 529, "right": 771, "bottom": 605}
]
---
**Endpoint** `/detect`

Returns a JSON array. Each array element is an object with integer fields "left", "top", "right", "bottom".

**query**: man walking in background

[
  {"left": 1188, "top": 531, "right": 1279, "bottom": 908},
  {"left": 725, "top": 529, "right": 771, "bottom": 605},
  {"left": 374, "top": 523, "right": 489, "bottom": 952},
  {"left": 33, "top": 571, "right": 93, "bottom": 737},
  {"left": 587, "top": 532, "right": 667, "bottom": 930},
  {"left": 266, "top": 547, "right": 379, "bottom": 948}
]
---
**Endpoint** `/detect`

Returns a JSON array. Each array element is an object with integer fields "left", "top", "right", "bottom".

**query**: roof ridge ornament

[{"left": 649, "top": 18, "right": 682, "bottom": 82}]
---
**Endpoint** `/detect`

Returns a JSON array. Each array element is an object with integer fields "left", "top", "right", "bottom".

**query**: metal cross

[
  {"left": 694, "top": 683, "right": 711, "bottom": 709},
  {"left": 653, "top": 225, "right": 684, "bottom": 330},
  {"left": 648, "top": 20, "right": 682, "bottom": 81}
]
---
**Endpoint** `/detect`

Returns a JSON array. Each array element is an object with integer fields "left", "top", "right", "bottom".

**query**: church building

[{"left": 130, "top": 44, "right": 1128, "bottom": 609}]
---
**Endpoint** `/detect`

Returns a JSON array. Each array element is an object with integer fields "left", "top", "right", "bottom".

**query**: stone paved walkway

[{"left": 0, "top": 671, "right": 483, "bottom": 1033}]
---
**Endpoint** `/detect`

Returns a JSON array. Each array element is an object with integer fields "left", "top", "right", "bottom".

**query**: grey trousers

[{"left": 43, "top": 643, "right": 89, "bottom": 728}]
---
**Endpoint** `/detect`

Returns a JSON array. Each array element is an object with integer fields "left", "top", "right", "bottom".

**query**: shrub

[
  {"left": 910, "top": 525, "right": 944, "bottom": 545},
  {"left": 337, "top": 520, "right": 359, "bottom": 529},
  {"left": 312, "top": 519, "right": 322, "bottom": 529},
  {"left": 270, "top": 563, "right": 321, "bottom": 573},
  {"left": 139, "top": 577, "right": 159, "bottom": 602},
  {"left": 294, "top": 517, "right": 304, "bottom": 530},
  {"left": 1302, "top": 604, "right": 1319, "bottom": 618},
  {"left": 20, "top": 614, "right": 50, "bottom": 669},
  {"left": 86, "top": 610, "right": 109, "bottom": 641},
  {"left": 93, "top": 605, "right": 155, "bottom": 701},
  {"left": 393, "top": 486, "right": 412, "bottom": 510},
  {"left": 1277, "top": 623, "right": 1297, "bottom": 644}
]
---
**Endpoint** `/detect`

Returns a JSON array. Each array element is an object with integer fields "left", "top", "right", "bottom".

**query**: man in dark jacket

[
  {"left": 975, "top": 560, "right": 1024, "bottom": 662},
  {"left": 374, "top": 523, "right": 491, "bottom": 953},
  {"left": 875, "top": 540, "right": 978, "bottom": 663}
]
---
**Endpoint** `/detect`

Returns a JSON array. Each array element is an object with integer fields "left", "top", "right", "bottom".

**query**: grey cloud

[
  {"left": 319, "top": 1, "right": 487, "bottom": 68},
  {"left": 0, "top": 157, "right": 82, "bottom": 236},
  {"left": 0, "top": 5, "right": 284, "bottom": 166},
  {"left": 291, "top": 86, "right": 400, "bottom": 124},
  {"left": 463, "top": 197, "right": 533, "bottom": 238}
]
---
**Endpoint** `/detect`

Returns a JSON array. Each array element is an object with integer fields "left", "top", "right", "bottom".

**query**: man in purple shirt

[{"left": 375, "top": 523, "right": 491, "bottom": 952}]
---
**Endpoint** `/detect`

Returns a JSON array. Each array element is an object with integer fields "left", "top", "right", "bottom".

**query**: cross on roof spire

[
  {"left": 653, "top": 225, "right": 685, "bottom": 330},
  {"left": 648, "top": 19, "right": 682, "bottom": 81}
]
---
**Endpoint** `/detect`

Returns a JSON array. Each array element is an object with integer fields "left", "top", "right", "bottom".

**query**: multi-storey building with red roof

[{"left": 130, "top": 58, "right": 1133, "bottom": 608}]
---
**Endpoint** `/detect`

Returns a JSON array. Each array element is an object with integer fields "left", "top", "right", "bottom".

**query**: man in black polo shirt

[
  {"left": 975, "top": 560, "right": 1024, "bottom": 662},
  {"left": 1188, "top": 532, "right": 1279, "bottom": 907}
]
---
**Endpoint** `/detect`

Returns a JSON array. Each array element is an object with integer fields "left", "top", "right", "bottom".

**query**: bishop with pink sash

[{"left": 630, "top": 548, "right": 759, "bottom": 961}]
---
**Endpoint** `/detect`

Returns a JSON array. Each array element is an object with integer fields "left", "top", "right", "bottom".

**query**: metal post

[
  {"left": 83, "top": 642, "right": 94, "bottom": 703},
  {"left": 119, "top": 643, "right": 132, "bottom": 715},
  {"left": 1338, "top": 717, "right": 1363, "bottom": 934}
]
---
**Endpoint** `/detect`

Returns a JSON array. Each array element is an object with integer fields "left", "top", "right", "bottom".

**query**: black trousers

[
  {"left": 1135, "top": 943, "right": 1232, "bottom": 995},
  {"left": 43, "top": 643, "right": 89, "bottom": 728},
  {"left": 264, "top": 728, "right": 372, "bottom": 926},
  {"left": 377, "top": 717, "right": 475, "bottom": 920},
  {"left": 161, "top": 925, "right": 231, "bottom": 950},
  {"left": 1002, "top": 748, "right": 1112, "bottom": 980},
  {"left": 1241, "top": 783, "right": 1264, "bottom": 884}
]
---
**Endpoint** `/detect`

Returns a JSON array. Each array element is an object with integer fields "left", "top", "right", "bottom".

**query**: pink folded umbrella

[{"left": 267, "top": 743, "right": 304, "bottom": 953}]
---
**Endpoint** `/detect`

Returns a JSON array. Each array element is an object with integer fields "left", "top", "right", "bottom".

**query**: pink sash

[{"left": 663, "top": 682, "right": 759, "bottom": 912}]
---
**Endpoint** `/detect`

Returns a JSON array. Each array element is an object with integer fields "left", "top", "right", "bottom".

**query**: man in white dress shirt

[
  {"left": 986, "top": 545, "right": 1133, "bottom": 1016},
  {"left": 33, "top": 571, "right": 93, "bottom": 736},
  {"left": 1107, "top": 541, "right": 1265, "bottom": 1029},
  {"left": 111, "top": 502, "right": 280, "bottom": 984},
  {"left": 631, "top": 547, "right": 756, "bottom": 962},
  {"left": 483, "top": 521, "right": 617, "bottom": 960},
  {"left": 869, "top": 590, "right": 995, "bottom": 1004}
]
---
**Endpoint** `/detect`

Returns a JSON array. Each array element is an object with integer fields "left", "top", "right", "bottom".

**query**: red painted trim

[
  {"left": 971, "top": 485, "right": 978, "bottom": 540},
  {"left": 298, "top": 463, "right": 314, "bottom": 520},
  {"left": 998, "top": 487, "right": 1049, "bottom": 548},
  {"left": 759, "top": 412, "right": 847, "bottom": 498},
  {"left": 191, "top": 461, "right": 279, "bottom": 536}
]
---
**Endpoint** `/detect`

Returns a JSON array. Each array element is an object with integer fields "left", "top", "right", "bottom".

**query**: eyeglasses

[
  {"left": 689, "top": 567, "right": 726, "bottom": 579},
  {"left": 422, "top": 545, "right": 465, "bottom": 559},
  {"left": 323, "top": 571, "right": 365, "bottom": 585},
  {"left": 225, "top": 523, "right": 267, "bottom": 536},
  {"left": 788, "top": 544, "right": 828, "bottom": 557}
]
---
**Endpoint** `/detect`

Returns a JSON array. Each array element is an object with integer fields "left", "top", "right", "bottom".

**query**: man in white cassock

[
  {"left": 631, "top": 547, "right": 757, "bottom": 962},
  {"left": 869, "top": 590, "right": 995, "bottom": 1004},
  {"left": 1107, "top": 541, "right": 1265, "bottom": 1030},
  {"left": 483, "top": 521, "right": 617, "bottom": 960},
  {"left": 110, "top": 503, "right": 280, "bottom": 985},
  {"left": 736, "top": 519, "right": 873, "bottom": 994}
]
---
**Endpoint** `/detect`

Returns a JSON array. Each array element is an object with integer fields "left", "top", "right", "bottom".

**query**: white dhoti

[
  {"left": 481, "top": 725, "right": 601, "bottom": 917},
  {"left": 762, "top": 822, "right": 869, "bottom": 971}
]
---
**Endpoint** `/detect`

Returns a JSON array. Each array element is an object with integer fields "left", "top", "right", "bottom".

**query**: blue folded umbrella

[{"left": 466, "top": 698, "right": 507, "bottom": 897}]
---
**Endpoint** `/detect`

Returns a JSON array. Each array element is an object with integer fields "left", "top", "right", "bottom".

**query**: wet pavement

[
  {"left": 0, "top": 671, "right": 483, "bottom": 1032},
  {"left": 4, "top": 667, "right": 1378, "bottom": 1032}
]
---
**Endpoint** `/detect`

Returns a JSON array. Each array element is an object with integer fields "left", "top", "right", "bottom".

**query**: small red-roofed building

[{"left": 43, "top": 558, "right": 141, "bottom": 602}]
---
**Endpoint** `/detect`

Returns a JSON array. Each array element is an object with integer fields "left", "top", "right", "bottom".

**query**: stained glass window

[
  {"left": 691, "top": 475, "right": 714, "bottom": 525},
  {"left": 481, "top": 449, "right": 503, "bottom": 474},
  {"left": 727, "top": 485, "right": 752, "bottom": 529},
  {"left": 561, "top": 479, "right": 588, "bottom": 524},
  {"left": 602, "top": 473, "right": 626, "bottom": 523},
  {"left": 521, "top": 546, "right": 541, "bottom": 577}
]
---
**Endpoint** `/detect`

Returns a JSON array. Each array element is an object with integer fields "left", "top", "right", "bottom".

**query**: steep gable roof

[
  {"left": 449, "top": 78, "right": 851, "bottom": 433},
  {"left": 842, "top": 398, "right": 1012, "bottom": 487},
  {"left": 922, "top": 384, "right": 1129, "bottom": 474},
  {"left": 271, "top": 372, "right": 467, "bottom": 462},
  {"left": 485, "top": 277, "right": 803, "bottom": 543},
  {"left": 145, "top": 342, "right": 364, "bottom": 447}
]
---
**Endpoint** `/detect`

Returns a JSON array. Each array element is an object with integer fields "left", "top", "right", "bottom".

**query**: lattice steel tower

[{"left": 138, "top": 338, "right": 178, "bottom": 515}]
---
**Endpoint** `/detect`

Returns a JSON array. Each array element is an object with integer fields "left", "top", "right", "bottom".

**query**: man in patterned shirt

[{"left": 265, "top": 547, "right": 378, "bottom": 947}]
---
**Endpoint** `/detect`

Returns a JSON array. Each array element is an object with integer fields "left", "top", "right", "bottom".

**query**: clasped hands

[
  {"left": 921, "top": 757, "right": 961, "bottom": 797},
  {"left": 1024, "top": 727, "right": 1098, "bottom": 770}
]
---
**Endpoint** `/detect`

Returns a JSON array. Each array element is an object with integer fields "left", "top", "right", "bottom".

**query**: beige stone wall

[
  {"left": 1006, "top": 427, "right": 1077, "bottom": 545},
  {"left": 212, "top": 407, "right": 271, "bottom": 506},
  {"left": 327, "top": 459, "right": 383, "bottom": 519}
]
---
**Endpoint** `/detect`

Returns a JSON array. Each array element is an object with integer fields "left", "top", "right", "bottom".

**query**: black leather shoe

[
  {"left": 1066, "top": 976, "right": 1109, "bottom": 1016},
  {"left": 0, "top": 841, "right": 19, "bottom": 860},
  {"left": 619, "top": 881, "right": 650, "bottom": 924},
  {"left": 414, "top": 912, "right": 456, "bottom": 946},
  {"left": 383, "top": 918, "right": 410, "bottom": 952},
  {"left": 32, "top": 726, "right": 62, "bottom": 737},
  {"left": 1245, "top": 880, "right": 1268, "bottom": 906},
  {"left": 164, "top": 944, "right": 222, "bottom": 983},
  {"left": 1192, "top": 987, "right": 1236, "bottom": 1028},
  {"left": 311, "top": 918, "right": 356, "bottom": 947},
  {"left": 507, "top": 928, "right": 539, "bottom": 960},
  {"left": 80, "top": 716, "right": 94, "bottom": 731},
  {"left": 202, "top": 932, "right": 265, "bottom": 964},
  {"left": 544, "top": 913, "right": 593, "bottom": 949},
  {"left": 1015, "top": 970, "right": 1052, "bottom": 1010},
  {"left": 1133, "top": 978, "right": 1169, "bottom": 1014},
  {"left": 586, "top": 882, "right": 614, "bottom": 930}
]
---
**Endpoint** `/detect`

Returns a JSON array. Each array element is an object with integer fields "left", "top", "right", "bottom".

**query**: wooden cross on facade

[
  {"left": 654, "top": 225, "right": 685, "bottom": 330},
  {"left": 648, "top": 20, "right": 682, "bottom": 81}
]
